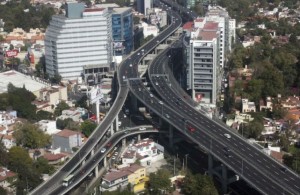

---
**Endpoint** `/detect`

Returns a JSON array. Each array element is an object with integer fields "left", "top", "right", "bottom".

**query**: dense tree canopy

[
  {"left": 181, "top": 172, "right": 218, "bottom": 195},
  {"left": 13, "top": 122, "right": 51, "bottom": 149},
  {"left": 54, "top": 101, "right": 70, "bottom": 117},
  {"left": 148, "top": 169, "right": 172, "bottom": 194},
  {"left": 80, "top": 120, "right": 97, "bottom": 137},
  {"left": 0, "top": 0, "right": 55, "bottom": 32}
]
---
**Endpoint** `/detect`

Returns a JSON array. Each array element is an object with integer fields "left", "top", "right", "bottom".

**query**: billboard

[
  {"left": 5, "top": 50, "right": 19, "bottom": 57},
  {"left": 89, "top": 86, "right": 103, "bottom": 104}
]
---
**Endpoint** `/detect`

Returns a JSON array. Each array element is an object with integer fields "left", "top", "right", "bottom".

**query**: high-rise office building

[
  {"left": 205, "top": 5, "right": 236, "bottom": 67},
  {"left": 136, "top": 0, "right": 153, "bottom": 15},
  {"left": 45, "top": 2, "right": 113, "bottom": 80},
  {"left": 111, "top": 7, "right": 134, "bottom": 56},
  {"left": 183, "top": 19, "right": 221, "bottom": 106}
]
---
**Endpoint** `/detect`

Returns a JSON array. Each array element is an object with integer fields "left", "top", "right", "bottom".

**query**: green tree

[
  {"left": 33, "top": 157, "right": 55, "bottom": 175},
  {"left": 148, "top": 169, "right": 171, "bottom": 194},
  {"left": 80, "top": 120, "right": 97, "bottom": 137},
  {"left": 54, "top": 101, "right": 70, "bottom": 117},
  {"left": 181, "top": 172, "right": 218, "bottom": 195},
  {"left": 75, "top": 94, "right": 88, "bottom": 109},
  {"left": 56, "top": 118, "right": 80, "bottom": 131},
  {"left": 0, "top": 187, "right": 7, "bottom": 195},
  {"left": 50, "top": 73, "right": 62, "bottom": 84},
  {"left": 13, "top": 123, "right": 51, "bottom": 149},
  {"left": 240, "top": 120, "right": 264, "bottom": 139},
  {"left": 8, "top": 146, "right": 41, "bottom": 194},
  {"left": 246, "top": 79, "right": 263, "bottom": 103},
  {"left": 0, "top": 137, "right": 8, "bottom": 166},
  {"left": 36, "top": 110, "right": 53, "bottom": 120}
]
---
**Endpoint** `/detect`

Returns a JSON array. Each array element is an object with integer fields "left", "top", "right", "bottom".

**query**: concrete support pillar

[
  {"left": 110, "top": 124, "right": 114, "bottom": 135},
  {"left": 159, "top": 117, "right": 163, "bottom": 126},
  {"left": 91, "top": 148, "right": 95, "bottom": 156},
  {"left": 130, "top": 94, "right": 138, "bottom": 113},
  {"left": 103, "top": 156, "right": 107, "bottom": 168},
  {"left": 169, "top": 125, "right": 174, "bottom": 148},
  {"left": 137, "top": 134, "right": 141, "bottom": 141},
  {"left": 208, "top": 153, "right": 213, "bottom": 177},
  {"left": 82, "top": 159, "right": 86, "bottom": 166},
  {"left": 94, "top": 165, "right": 99, "bottom": 178},
  {"left": 221, "top": 164, "right": 228, "bottom": 194},
  {"left": 96, "top": 101, "right": 100, "bottom": 124},
  {"left": 115, "top": 115, "right": 119, "bottom": 131},
  {"left": 122, "top": 138, "right": 126, "bottom": 148}
]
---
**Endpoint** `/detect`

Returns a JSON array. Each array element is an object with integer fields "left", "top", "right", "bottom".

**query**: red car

[
  {"left": 187, "top": 126, "right": 195, "bottom": 132},
  {"left": 106, "top": 142, "right": 112, "bottom": 147}
]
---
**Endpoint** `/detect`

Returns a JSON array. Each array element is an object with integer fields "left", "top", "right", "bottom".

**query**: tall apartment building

[
  {"left": 205, "top": 5, "right": 236, "bottom": 67},
  {"left": 184, "top": 19, "right": 221, "bottom": 106},
  {"left": 136, "top": 0, "right": 153, "bottom": 15},
  {"left": 111, "top": 7, "right": 134, "bottom": 56},
  {"left": 45, "top": 2, "right": 113, "bottom": 80}
]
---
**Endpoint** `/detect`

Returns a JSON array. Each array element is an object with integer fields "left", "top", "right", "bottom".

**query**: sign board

[
  {"left": 5, "top": 50, "right": 19, "bottom": 57},
  {"left": 90, "top": 86, "right": 103, "bottom": 104}
]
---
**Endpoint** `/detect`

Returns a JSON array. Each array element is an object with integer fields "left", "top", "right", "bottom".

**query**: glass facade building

[{"left": 111, "top": 7, "right": 134, "bottom": 56}]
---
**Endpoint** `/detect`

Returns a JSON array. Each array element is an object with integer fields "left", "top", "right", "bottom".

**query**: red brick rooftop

[
  {"left": 182, "top": 22, "right": 194, "bottom": 30},
  {"left": 43, "top": 153, "right": 66, "bottom": 161},
  {"left": 0, "top": 167, "right": 16, "bottom": 182},
  {"left": 56, "top": 129, "right": 80, "bottom": 138}
]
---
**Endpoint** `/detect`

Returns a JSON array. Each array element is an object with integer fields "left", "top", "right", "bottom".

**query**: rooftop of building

[
  {"left": 0, "top": 167, "right": 16, "bottom": 182},
  {"left": 43, "top": 152, "right": 66, "bottom": 161},
  {"left": 112, "top": 7, "right": 132, "bottom": 14},
  {"left": 94, "top": 3, "right": 120, "bottom": 8},
  {"left": 55, "top": 129, "right": 80, "bottom": 138},
  {"left": 103, "top": 164, "right": 143, "bottom": 182},
  {"left": 0, "top": 70, "right": 49, "bottom": 94},
  {"left": 182, "top": 22, "right": 194, "bottom": 30}
]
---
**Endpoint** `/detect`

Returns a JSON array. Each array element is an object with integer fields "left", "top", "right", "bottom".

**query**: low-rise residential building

[
  {"left": 0, "top": 110, "right": 17, "bottom": 127},
  {"left": 52, "top": 129, "right": 83, "bottom": 153},
  {"left": 36, "top": 120, "right": 61, "bottom": 135},
  {"left": 122, "top": 138, "right": 164, "bottom": 167},
  {"left": 281, "top": 96, "right": 300, "bottom": 110},
  {"left": 0, "top": 167, "right": 16, "bottom": 193},
  {"left": 260, "top": 97, "right": 273, "bottom": 111},
  {"left": 36, "top": 85, "right": 68, "bottom": 108},
  {"left": 242, "top": 99, "right": 256, "bottom": 113},
  {"left": 101, "top": 164, "right": 146, "bottom": 193},
  {"left": 0, "top": 134, "right": 16, "bottom": 149},
  {"left": 57, "top": 107, "right": 87, "bottom": 122}
]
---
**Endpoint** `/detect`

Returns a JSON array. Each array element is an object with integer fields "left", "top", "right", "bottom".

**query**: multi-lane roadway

[{"left": 30, "top": 2, "right": 182, "bottom": 195}]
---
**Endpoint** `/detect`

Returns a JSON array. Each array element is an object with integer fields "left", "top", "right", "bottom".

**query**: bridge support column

[
  {"left": 122, "top": 138, "right": 126, "bottom": 148},
  {"left": 221, "top": 164, "right": 228, "bottom": 194},
  {"left": 115, "top": 115, "right": 119, "bottom": 131},
  {"left": 130, "top": 94, "right": 138, "bottom": 113},
  {"left": 110, "top": 124, "right": 114, "bottom": 136},
  {"left": 169, "top": 125, "right": 174, "bottom": 148},
  {"left": 91, "top": 148, "right": 95, "bottom": 156},
  {"left": 137, "top": 134, "right": 141, "bottom": 141},
  {"left": 159, "top": 117, "right": 163, "bottom": 126},
  {"left": 103, "top": 156, "right": 107, "bottom": 168},
  {"left": 208, "top": 153, "right": 213, "bottom": 177},
  {"left": 94, "top": 165, "right": 99, "bottom": 178},
  {"left": 82, "top": 159, "right": 86, "bottom": 166}
]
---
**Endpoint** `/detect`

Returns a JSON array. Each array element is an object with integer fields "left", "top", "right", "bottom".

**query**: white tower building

[{"left": 45, "top": 2, "right": 113, "bottom": 80}]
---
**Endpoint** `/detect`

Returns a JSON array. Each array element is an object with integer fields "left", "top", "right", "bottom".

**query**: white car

[
  {"left": 150, "top": 94, "right": 154, "bottom": 98},
  {"left": 155, "top": 82, "right": 159, "bottom": 86},
  {"left": 129, "top": 64, "right": 132, "bottom": 67},
  {"left": 111, "top": 156, "right": 116, "bottom": 160},
  {"left": 165, "top": 114, "right": 170, "bottom": 118},
  {"left": 139, "top": 127, "right": 146, "bottom": 131},
  {"left": 159, "top": 101, "right": 163, "bottom": 105},
  {"left": 224, "top": 134, "right": 231, "bottom": 139},
  {"left": 137, "top": 53, "right": 140, "bottom": 55},
  {"left": 114, "top": 152, "right": 119, "bottom": 156},
  {"left": 100, "top": 148, "right": 106, "bottom": 153}
]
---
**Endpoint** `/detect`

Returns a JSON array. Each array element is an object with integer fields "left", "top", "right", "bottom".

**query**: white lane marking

[
  {"left": 257, "top": 159, "right": 261, "bottom": 163},
  {"left": 294, "top": 185, "right": 300, "bottom": 189},
  {"left": 274, "top": 171, "right": 279, "bottom": 175},
  {"left": 266, "top": 165, "right": 270, "bottom": 169},
  {"left": 284, "top": 178, "right": 288, "bottom": 181},
  {"left": 249, "top": 154, "right": 253, "bottom": 157}
]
